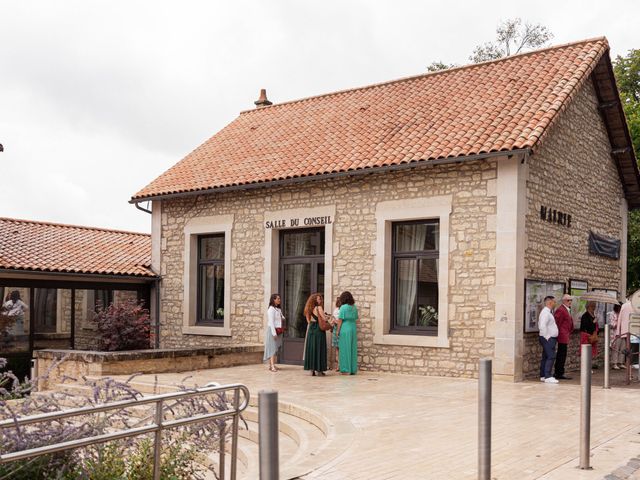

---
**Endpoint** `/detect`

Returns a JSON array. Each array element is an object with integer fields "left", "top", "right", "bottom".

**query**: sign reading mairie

[
  {"left": 539, "top": 206, "right": 571, "bottom": 228},
  {"left": 265, "top": 215, "right": 333, "bottom": 229}
]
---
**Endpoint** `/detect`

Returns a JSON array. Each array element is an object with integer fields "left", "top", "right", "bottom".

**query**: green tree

[
  {"left": 426, "top": 18, "right": 553, "bottom": 71},
  {"left": 613, "top": 49, "right": 640, "bottom": 294},
  {"left": 426, "top": 61, "right": 456, "bottom": 72},
  {"left": 470, "top": 18, "right": 553, "bottom": 63}
]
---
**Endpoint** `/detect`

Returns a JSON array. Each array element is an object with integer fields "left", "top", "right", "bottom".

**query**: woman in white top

[
  {"left": 264, "top": 293, "right": 284, "bottom": 372},
  {"left": 2, "top": 290, "right": 28, "bottom": 335}
]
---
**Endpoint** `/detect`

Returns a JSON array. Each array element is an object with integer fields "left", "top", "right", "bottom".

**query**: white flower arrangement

[{"left": 418, "top": 305, "right": 438, "bottom": 326}]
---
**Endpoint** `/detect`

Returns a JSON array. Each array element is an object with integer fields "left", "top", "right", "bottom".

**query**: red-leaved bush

[{"left": 95, "top": 299, "right": 152, "bottom": 351}]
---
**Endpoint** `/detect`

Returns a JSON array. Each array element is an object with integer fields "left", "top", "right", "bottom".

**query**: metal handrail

[{"left": 0, "top": 383, "right": 250, "bottom": 480}]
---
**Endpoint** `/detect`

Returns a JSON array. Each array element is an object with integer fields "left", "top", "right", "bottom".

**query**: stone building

[{"left": 131, "top": 37, "right": 640, "bottom": 381}]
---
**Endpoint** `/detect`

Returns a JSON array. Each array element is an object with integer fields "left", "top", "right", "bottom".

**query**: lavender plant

[{"left": 0, "top": 359, "right": 241, "bottom": 479}]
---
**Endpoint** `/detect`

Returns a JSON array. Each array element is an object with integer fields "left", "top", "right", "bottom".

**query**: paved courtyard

[{"left": 113, "top": 365, "right": 640, "bottom": 479}]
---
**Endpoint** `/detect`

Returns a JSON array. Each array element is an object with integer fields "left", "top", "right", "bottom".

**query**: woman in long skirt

[
  {"left": 264, "top": 293, "right": 284, "bottom": 372},
  {"left": 337, "top": 291, "right": 358, "bottom": 375},
  {"left": 580, "top": 301, "right": 599, "bottom": 367},
  {"left": 303, "top": 293, "right": 327, "bottom": 376}
]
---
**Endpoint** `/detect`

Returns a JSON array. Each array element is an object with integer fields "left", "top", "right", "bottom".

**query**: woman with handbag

[
  {"left": 264, "top": 293, "right": 284, "bottom": 372},
  {"left": 580, "top": 301, "right": 599, "bottom": 368},
  {"left": 303, "top": 293, "right": 328, "bottom": 376}
]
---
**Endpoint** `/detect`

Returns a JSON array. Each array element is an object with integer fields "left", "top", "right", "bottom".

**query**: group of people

[
  {"left": 538, "top": 293, "right": 635, "bottom": 384},
  {"left": 263, "top": 291, "right": 358, "bottom": 376}
]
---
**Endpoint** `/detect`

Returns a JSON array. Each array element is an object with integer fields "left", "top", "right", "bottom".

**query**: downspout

[
  {"left": 135, "top": 201, "right": 152, "bottom": 214},
  {"left": 132, "top": 199, "right": 159, "bottom": 346},
  {"left": 154, "top": 277, "right": 161, "bottom": 349}
]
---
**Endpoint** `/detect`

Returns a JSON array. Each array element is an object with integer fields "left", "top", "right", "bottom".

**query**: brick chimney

[{"left": 254, "top": 89, "right": 272, "bottom": 108}]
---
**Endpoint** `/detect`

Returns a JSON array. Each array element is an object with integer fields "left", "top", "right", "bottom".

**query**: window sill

[
  {"left": 182, "top": 325, "right": 231, "bottom": 337},
  {"left": 374, "top": 333, "right": 449, "bottom": 348}
]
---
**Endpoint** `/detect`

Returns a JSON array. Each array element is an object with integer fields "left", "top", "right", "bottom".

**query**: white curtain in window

[
  {"left": 289, "top": 235, "right": 309, "bottom": 337},
  {"left": 395, "top": 225, "right": 427, "bottom": 326}
]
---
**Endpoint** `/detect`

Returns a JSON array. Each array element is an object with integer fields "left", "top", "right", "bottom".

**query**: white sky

[{"left": 1, "top": 0, "right": 638, "bottom": 233}]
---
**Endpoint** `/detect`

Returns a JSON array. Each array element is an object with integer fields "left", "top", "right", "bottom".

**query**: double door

[{"left": 278, "top": 228, "right": 325, "bottom": 365}]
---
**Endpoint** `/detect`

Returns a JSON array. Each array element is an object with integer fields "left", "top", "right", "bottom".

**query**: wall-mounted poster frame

[
  {"left": 524, "top": 279, "right": 566, "bottom": 333},
  {"left": 569, "top": 279, "right": 589, "bottom": 328},
  {"left": 593, "top": 288, "right": 619, "bottom": 328}
]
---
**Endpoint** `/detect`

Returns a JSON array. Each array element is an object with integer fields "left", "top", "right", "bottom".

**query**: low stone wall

[{"left": 34, "top": 345, "right": 263, "bottom": 390}]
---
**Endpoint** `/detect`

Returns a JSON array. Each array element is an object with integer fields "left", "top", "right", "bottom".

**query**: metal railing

[{"left": 0, "top": 383, "right": 250, "bottom": 480}]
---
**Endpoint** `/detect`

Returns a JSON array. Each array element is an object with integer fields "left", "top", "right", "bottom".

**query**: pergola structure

[{"left": 0, "top": 218, "right": 157, "bottom": 378}]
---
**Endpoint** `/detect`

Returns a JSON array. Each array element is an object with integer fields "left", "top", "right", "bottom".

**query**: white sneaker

[
  {"left": 544, "top": 377, "right": 559, "bottom": 384},
  {"left": 540, "top": 377, "right": 545, "bottom": 382}
]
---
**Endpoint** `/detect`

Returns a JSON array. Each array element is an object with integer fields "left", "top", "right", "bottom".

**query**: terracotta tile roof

[
  {"left": 132, "top": 38, "right": 612, "bottom": 201},
  {"left": 0, "top": 218, "right": 155, "bottom": 278}
]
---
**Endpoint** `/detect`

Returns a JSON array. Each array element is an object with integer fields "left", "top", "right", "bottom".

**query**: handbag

[
  {"left": 319, "top": 315, "right": 333, "bottom": 332},
  {"left": 275, "top": 310, "right": 285, "bottom": 335}
]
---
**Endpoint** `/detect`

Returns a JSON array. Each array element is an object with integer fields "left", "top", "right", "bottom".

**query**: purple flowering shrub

[
  {"left": 0, "top": 359, "right": 240, "bottom": 479},
  {"left": 94, "top": 300, "right": 152, "bottom": 351},
  {"left": 0, "top": 358, "right": 33, "bottom": 400}
]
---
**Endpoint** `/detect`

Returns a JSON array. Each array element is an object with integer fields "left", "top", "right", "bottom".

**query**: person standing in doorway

[
  {"left": 303, "top": 293, "right": 328, "bottom": 376},
  {"left": 553, "top": 294, "right": 574, "bottom": 380},
  {"left": 580, "top": 301, "right": 599, "bottom": 368},
  {"left": 538, "top": 295, "right": 559, "bottom": 384},
  {"left": 337, "top": 291, "right": 358, "bottom": 375},
  {"left": 263, "top": 293, "right": 284, "bottom": 372}
]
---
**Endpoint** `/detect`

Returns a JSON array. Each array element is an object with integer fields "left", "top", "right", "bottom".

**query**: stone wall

[
  {"left": 159, "top": 160, "right": 498, "bottom": 378},
  {"left": 34, "top": 346, "right": 263, "bottom": 391},
  {"left": 523, "top": 80, "right": 625, "bottom": 377}
]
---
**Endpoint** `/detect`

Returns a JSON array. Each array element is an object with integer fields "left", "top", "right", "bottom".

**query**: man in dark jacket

[{"left": 554, "top": 294, "right": 574, "bottom": 380}]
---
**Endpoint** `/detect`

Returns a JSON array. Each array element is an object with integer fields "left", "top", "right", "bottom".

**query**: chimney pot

[{"left": 254, "top": 88, "right": 272, "bottom": 108}]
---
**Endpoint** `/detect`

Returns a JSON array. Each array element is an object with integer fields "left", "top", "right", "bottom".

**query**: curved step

[{"left": 52, "top": 379, "right": 356, "bottom": 479}]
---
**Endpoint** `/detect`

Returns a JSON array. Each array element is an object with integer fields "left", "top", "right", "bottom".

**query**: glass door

[{"left": 279, "top": 228, "right": 324, "bottom": 365}]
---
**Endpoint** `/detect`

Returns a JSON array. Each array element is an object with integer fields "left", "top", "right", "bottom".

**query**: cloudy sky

[{"left": 1, "top": 0, "right": 638, "bottom": 233}]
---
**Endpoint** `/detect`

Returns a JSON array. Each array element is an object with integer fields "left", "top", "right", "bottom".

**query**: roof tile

[
  {"left": 133, "top": 38, "right": 609, "bottom": 201},
  {"left": 0, "top": 218, "right": 154, "bottom": 278}
]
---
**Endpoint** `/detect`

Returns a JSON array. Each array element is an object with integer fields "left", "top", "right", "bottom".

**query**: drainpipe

[
  {"left": 154, "top": 277, "right": 161, "bottom": 349},
  {"left": 135, "top": 201, "right": 152, "bottom": 214}
]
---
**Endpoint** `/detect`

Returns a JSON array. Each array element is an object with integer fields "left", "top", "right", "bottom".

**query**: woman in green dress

[
  {"left": 303, "top": 293, "right": 328, "bottom": 376},
  {"left": 337, "top": 291, "right": 358, "bottom": 375}
]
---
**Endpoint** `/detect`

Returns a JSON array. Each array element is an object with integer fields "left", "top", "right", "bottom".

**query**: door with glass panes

[{"left": 279, "top": 228, "right": 325, "bottom": 365}]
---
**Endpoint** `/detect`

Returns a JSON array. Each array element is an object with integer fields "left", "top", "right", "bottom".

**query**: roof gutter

[
  {"left": 0, "top": 268, "right": 159, "bottom": 283},
  {"left": 135, "top": 201, "right": 152, "bottom": 215},
  {"left": 130, "top": 148, "right": 533, "bottom": 205}
]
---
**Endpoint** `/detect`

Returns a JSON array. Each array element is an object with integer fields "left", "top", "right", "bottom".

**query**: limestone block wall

[
  {"left": 159, "top": 160, "right": 498, "bottom": 378},
  {"left": 523, "top": 80, "right": 625, "bottom": 376}
]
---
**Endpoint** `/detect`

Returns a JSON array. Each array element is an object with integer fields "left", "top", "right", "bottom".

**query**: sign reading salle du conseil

[{"left": 265, "top": 216, "right": 333, "bottom": 229}]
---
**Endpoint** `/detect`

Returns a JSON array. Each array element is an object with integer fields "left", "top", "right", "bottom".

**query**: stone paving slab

[{"left": 110, "top": 365, "right": 640, "bottom": 479}]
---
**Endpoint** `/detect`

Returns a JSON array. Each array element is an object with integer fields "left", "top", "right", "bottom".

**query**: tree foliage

[
  {"left": 95, "top": 299, "right": 152, "bottom": 351},
  {"left": 613, "top": 49, "right": 640, "bottom": 294},
  {"left": 470, "top": 18, "right": 553, "bottom": 63},
  {"left": 426, "top": 61, "right": 456, "bottom": 72},
  {"left": 426, "top": 18, "right": 553, "bottom": 71}
]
